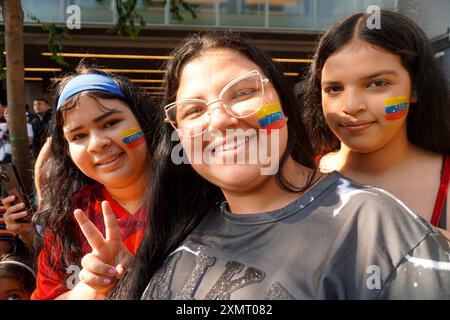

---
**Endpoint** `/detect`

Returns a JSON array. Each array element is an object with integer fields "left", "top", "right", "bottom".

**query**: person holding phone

[{"left": 2, "top": 147, "right": 50, "bottom": 255}]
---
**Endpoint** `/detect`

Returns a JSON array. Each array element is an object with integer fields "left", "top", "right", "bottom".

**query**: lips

[
  {"left": 340, "top": 120, "right": 375, "bottom": 132},
  {"left": 211, "top": 131, "right": 257, "bottom": 154},
  {"left": 95, "top": 152, "right": 124, "bottom": 166},
  {"left": 214, "top": 137, "right": 248, "bottom": 153}
]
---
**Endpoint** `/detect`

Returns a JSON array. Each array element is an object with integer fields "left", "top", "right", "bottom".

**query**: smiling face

[
  {"left": 174, "top": 48, "right": 288, "bottom": 193},
  {"left": 320, "top": 39, "right": 415, "bottom": 153},
  {"left": 63, "top": 95, "right": 148, "bottom": 189}
]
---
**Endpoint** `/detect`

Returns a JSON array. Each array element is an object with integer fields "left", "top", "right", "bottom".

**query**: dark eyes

[
  {"left": 323, "top": 80, "right": 390, "bottom": 95},
  {"left": 103, "top": 119, "right": 121, "bottom": 128},
  {"left": 323, "top": 86, "right": 343, "bottom": 94},
  {"left": 70, "top": 119, "right": 122, "bottom": 141},
  {"left": 367, "top": 80, "right": 389, "bottom": 88},
  {"left": 71, "top": 133, "right": 87, "bottom": 141}
]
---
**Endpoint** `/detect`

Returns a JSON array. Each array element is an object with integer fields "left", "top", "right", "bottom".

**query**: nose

[
  {"left": 207, "top": 101, "right": 238, "bottom": 132},
  {"left": 87, "top": 131, "right": 111, "bottom": 153},
  {"left": 342, "top": 89, "right": 367, "bottom": 115}
]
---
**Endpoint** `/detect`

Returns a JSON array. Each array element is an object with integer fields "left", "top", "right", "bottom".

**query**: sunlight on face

[
  {"left": 175, "top": 48, "right": 288, "bottom": 193},
  {"left": 321, "top": 39, "right": 414, "bottom": 153},
  {"left": 62, "top": 95, "right": 148, "bottom": 189}
]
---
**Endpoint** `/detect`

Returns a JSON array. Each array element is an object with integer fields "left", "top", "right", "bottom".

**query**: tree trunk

[{"left": 3, "top": 0, "right": 32, "bottom": 196}]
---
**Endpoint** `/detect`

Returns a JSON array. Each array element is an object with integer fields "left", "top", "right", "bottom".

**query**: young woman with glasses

[{"left": 79, "top": 32, "right": 450, "bottom": 300}]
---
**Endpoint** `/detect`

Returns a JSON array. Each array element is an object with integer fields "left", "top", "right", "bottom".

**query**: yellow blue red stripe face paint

[
  {"left": 384, "top": 96, "right": 409, "bottom": 121},
  {"left": 120, "top": 127, "right": 145, "bottom": 148},
  {"left": 255, "top": 103, "right": 286, "bottom": 133}
]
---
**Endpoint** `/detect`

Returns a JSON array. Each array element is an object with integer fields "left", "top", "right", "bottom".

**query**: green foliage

[
  {"left": 170, "top": 0, "right": 199, "bottom": 22},
  {"left": 41, "top": 23, "right": 70, "bottom": 66},
  {"left": 110, "top": 0, "right": 146, "bottom": 39},
  {"left": 25, "top": 9, "right": 70, "bottom": 66},
  {"left": 0, "top": 0, "right": 200, "bottom": 76},
  {"left": 97, "top": 0, "right": 198, "bottom": 38}
]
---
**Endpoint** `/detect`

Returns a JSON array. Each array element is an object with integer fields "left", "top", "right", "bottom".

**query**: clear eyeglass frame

[{"left": 164, "top": 69, "right": 269, "bottom": 137}]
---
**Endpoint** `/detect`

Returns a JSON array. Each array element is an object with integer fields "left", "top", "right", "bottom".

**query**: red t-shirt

[{"left": 31, "top": 183, "right": 147, "bottom": 300}]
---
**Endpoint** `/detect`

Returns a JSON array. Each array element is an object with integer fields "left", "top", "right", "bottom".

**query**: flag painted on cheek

[
  {"left": 120, "top": 127, "right": 145, "bottom": 148},
  {"left": 384, "top": 96, "right": 409, "bottom": 121},
  {"left": 255, "top": 103, "right": 286, "bottom": 133}
]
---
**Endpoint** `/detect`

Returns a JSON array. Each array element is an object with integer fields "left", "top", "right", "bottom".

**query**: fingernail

[
  {"left": 103, "top": 278, "right": 111, "bottom": 284},
  {"left": 108, "top": 268, "right": 116, "bottom": 276}
]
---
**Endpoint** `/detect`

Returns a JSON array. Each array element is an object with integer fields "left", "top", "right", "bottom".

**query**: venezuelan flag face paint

[
  {"left": 255, "top": 103, "right": 286, "bottom": 133},
  {"left": 120, "top": 127, "right": 145, "bottom": 149},
  {"left": 384, "top": 96, "right": 409, "bottom": 121}
]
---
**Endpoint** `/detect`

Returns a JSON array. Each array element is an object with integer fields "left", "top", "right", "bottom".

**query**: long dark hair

[
  {"left": 110, "top": 31, "right": 316, "bottom": 299},
  {"left": 303, "top": 10, "right": 450, "bottom": 156},
  {"left": 34, "top": 64, "right": 158, "bottom": 270}
]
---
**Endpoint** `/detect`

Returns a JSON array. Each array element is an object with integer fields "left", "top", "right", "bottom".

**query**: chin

[
  {"left": 347, "top": 143, "right": 381, "bottom": 154},
  {"left": 203, "top": 164, "right": 269, "bottom": 190}
]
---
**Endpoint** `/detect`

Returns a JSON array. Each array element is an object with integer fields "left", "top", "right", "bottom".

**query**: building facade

[{"left": 1, "top": 0, "right": 449, "bottom": 103}]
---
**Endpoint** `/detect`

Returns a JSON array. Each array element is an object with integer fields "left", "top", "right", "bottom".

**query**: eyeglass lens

[{"left": 167, "top": 73, "right": 264, "bottom": 136}]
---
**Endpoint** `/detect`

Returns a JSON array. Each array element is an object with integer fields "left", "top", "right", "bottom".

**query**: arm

[
  {"left": 55, "top": 201, "right": 132, "bottom": 300},
  {"left": 54, "top": 281, "right": 109, "bottom": 300}
]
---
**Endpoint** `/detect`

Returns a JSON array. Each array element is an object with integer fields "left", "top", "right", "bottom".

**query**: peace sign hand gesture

[{"left": 73, "top": 200, "right": 132, "bottom": 294}]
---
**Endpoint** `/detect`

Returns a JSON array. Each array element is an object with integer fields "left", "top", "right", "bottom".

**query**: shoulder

[
  {"left": 327, "top": 173, "right": 426, "bottom": 224},
  {"left": 318, "top": 152, "right": 342, "bottom": 173},
  {"left": 323, "top": 173, "right": 433, "bottom": 253}
]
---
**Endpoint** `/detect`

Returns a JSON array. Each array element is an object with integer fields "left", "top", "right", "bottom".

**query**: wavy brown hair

[{"left": 34, "top": 63, "right": 159, "bottom": 271}]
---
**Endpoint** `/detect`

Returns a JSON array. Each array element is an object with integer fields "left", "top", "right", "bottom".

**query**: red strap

[{"left": 431, "top": 156, "right": 450, "bottom": 227}]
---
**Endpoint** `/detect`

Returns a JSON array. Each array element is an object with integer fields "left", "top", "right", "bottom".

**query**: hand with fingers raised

[
  {"left": 62, "top": 200, "right": 133, "bottom": 300},
  {"left": 2, "top": 195, "right": 37, "bottom": 254}
]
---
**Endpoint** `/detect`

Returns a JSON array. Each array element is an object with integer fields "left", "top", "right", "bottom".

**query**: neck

[
  {"left": 223, "top": 157, "right": 317, "bottom": 214},
  {"left": 336, "top": 129, "right": 418, "bottom": 176},
  {"left": 105, "top": 173, "right": 148, "bottom": 214}
]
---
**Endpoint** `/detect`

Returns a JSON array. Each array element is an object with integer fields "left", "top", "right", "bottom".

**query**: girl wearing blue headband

[{"left": 5, "top": 64, "right": 158, "bottom": 299}]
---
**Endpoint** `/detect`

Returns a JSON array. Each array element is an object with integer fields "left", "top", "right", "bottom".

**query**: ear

[{"left": 410, "top": 89, "right": 418, "bottom": 104}]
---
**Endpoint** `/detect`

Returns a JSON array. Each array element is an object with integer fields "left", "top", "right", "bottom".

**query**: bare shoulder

[{"left": 318, "top": 151, "right": 342, "bottom": 173}]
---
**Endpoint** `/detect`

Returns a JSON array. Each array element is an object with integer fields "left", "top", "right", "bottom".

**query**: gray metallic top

[{"left": 142, "top": 171, "right": 450, "bottom": 300}]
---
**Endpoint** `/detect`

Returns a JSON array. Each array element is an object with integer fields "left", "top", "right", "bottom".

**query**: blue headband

[{"left": 57, "top": 74, "right": 126, "bottom": 110}]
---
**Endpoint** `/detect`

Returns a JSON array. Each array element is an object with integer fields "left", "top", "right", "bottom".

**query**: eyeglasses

[{"left": 164, "top": 70, "right": 269, "bottom": 137}]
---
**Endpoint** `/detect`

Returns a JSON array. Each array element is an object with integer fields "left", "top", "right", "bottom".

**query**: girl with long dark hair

[
  {"left": 83, "top": 32, "right": 450, "bottom": 299},
  {"left": 303, "top": 11, "right": 450, "bottom": 237},
  {"left": 13, "top": 64, "right": 158, "bottom": 299}
]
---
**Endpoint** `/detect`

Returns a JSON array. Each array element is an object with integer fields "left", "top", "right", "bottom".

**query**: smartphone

[{"left": 0, "top": 164, "right": 34, "bottom": 223}]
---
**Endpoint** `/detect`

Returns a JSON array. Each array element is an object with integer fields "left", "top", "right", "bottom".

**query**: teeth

[
  {"left": 214, "top": 136, "right": 249, "bottom": 153},
  {"left": 98, "top": 154, "right": 120, "bottom": 165}
]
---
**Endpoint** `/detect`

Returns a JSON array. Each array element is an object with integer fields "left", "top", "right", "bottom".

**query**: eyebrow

[
  {"left": 360, "top": 70, "right": 398, "bottom": 80},
  {"left": 66, "top": 109, "right": 122, "bottom": 133},
  {"left": 5, "top": 289, "right": 22, "bottom": 293},
  {"left": 321, "top": 70, "right": 398, "bottom": 85}
]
